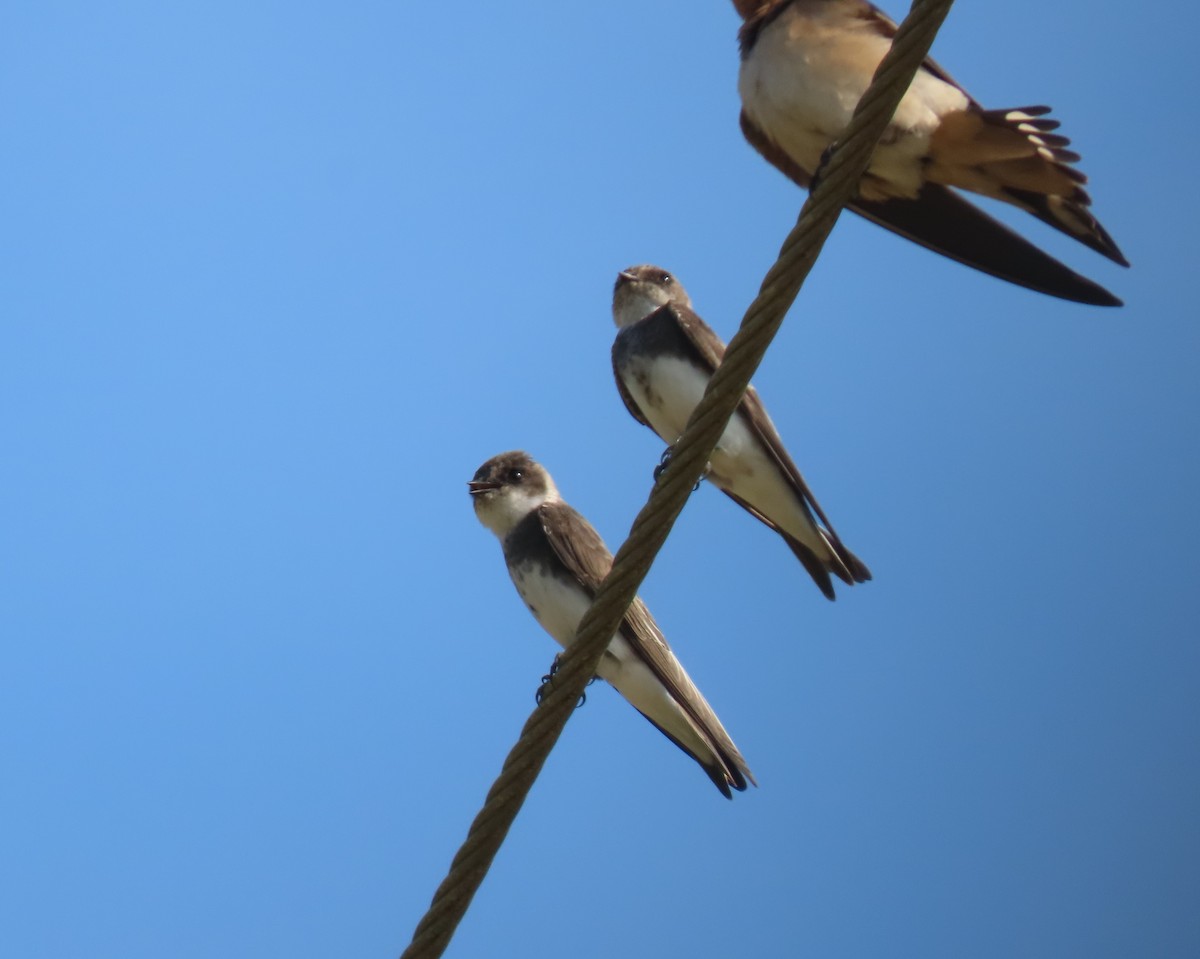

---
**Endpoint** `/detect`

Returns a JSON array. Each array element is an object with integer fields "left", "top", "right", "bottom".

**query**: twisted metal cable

[{"left": 401, "top": 2, "right": 956, "bottom": 955}]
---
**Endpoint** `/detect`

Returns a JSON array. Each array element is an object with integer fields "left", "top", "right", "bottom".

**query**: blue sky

[{"left": 3, "top": 2, "right": 1198, "bottom": 956}]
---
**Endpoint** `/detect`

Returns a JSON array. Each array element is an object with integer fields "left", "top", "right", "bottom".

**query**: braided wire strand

[{"left": 401, "top": 2, "right": 956, "bottom": 955}]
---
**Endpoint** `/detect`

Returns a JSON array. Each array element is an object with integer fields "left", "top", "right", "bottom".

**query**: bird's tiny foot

[
  {"left": 534, "top": 654, "right": 561, "bottom": 705},
  {"left": 811, "top": 142, "right": 837, "bottom": 192},
  {"left": 534, "top": 655, "right": 593, "bottom": 709},
  {"left": 652, "top": 445, "right": 707, "bottom": 492},
  {"left": 652, "top": 445, "right": 676, "bottom": 482}
]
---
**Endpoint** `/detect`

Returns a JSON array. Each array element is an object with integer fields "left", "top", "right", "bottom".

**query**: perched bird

[
  {"left": 612, "top": 265, "right": 870, "bottom": 600},
  {"left": 469, "top": 450, "right": 754, "bottom": 798},
  {"left": 736, "top": 0, "right": 1127, "bottom": 305}
]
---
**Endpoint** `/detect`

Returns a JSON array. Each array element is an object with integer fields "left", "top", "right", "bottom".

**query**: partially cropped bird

[{"left": 737, "top": 0, "right": 1127, "bottom": 305}]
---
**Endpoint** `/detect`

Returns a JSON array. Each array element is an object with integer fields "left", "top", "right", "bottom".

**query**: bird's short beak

[{"left": 467, "top": 481, "right": 498, "bottom": 495}]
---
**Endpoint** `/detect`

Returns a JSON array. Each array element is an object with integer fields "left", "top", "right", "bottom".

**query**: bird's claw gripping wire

[
  {"left": 810, "top": 141, "right": 839, "bottom": 193},
  {"left": 652, "top": 445, "right": 706, "bottom": 491},
  {"left": 534, "top": 655, "right": 594, "bottom": 708}
]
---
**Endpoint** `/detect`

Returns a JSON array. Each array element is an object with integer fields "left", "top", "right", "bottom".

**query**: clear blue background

[{"left": 3, "top": 2, "right": 1197, "bottom": 956}]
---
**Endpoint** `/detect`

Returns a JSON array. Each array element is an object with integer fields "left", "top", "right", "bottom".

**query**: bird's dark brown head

[
  {"left": 468, "top": 451, "right": 559, "bottom": 537},
  {"left": 612, "top": 264, "right": 692, "bottom": 329}
]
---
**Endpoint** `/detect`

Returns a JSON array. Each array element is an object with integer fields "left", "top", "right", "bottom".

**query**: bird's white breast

[
  {"left": 509, "top": 558, "right": 709, "bottom": 757},
  {"left": 509, "top": 559, "right": 642, "bottom": 693},
  {"left": 622, "top": 353, "right": 708, "bottom": 444},
  {"left": 622, "top": 353, "right": 829, "bottom": 555},
  {"left": 619, "top": 355, "right": 806, "bottom": 532},
  {"left": 620, "top": 353, "right": 776, "bottom": 475},
  {"left": 510, "top": 560, "right": 592, "bottom": 649},
  {"left": 510, "top": 557, "right": 645, "bottom": 689}
]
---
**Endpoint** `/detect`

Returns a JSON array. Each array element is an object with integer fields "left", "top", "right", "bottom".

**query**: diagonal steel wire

[{"left": 400, "top": 2, "right": 956, "bottom": 955}]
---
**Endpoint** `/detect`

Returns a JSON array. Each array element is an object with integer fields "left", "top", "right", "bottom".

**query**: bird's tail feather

[{"left": 851, "top": 184, "right": 1122, "bottom": 306}]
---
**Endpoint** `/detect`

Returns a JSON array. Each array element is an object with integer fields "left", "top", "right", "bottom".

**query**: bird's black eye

[
  {"left": 659, "top": 272, "right": 673, "bottom": 285},
  {"left": 507, "top": 468, "right": 524, "bottom": 482}
]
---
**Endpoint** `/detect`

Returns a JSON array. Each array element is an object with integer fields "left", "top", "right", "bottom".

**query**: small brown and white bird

[
  {"left": 736, "top": 0, "right": 1127, "bottom": 305},
  {"left": 469, "top": 450, "right": 754, "bottom": 798},
  {"left": 612, "top": 265, "right": 870, "bottom": 601}
]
